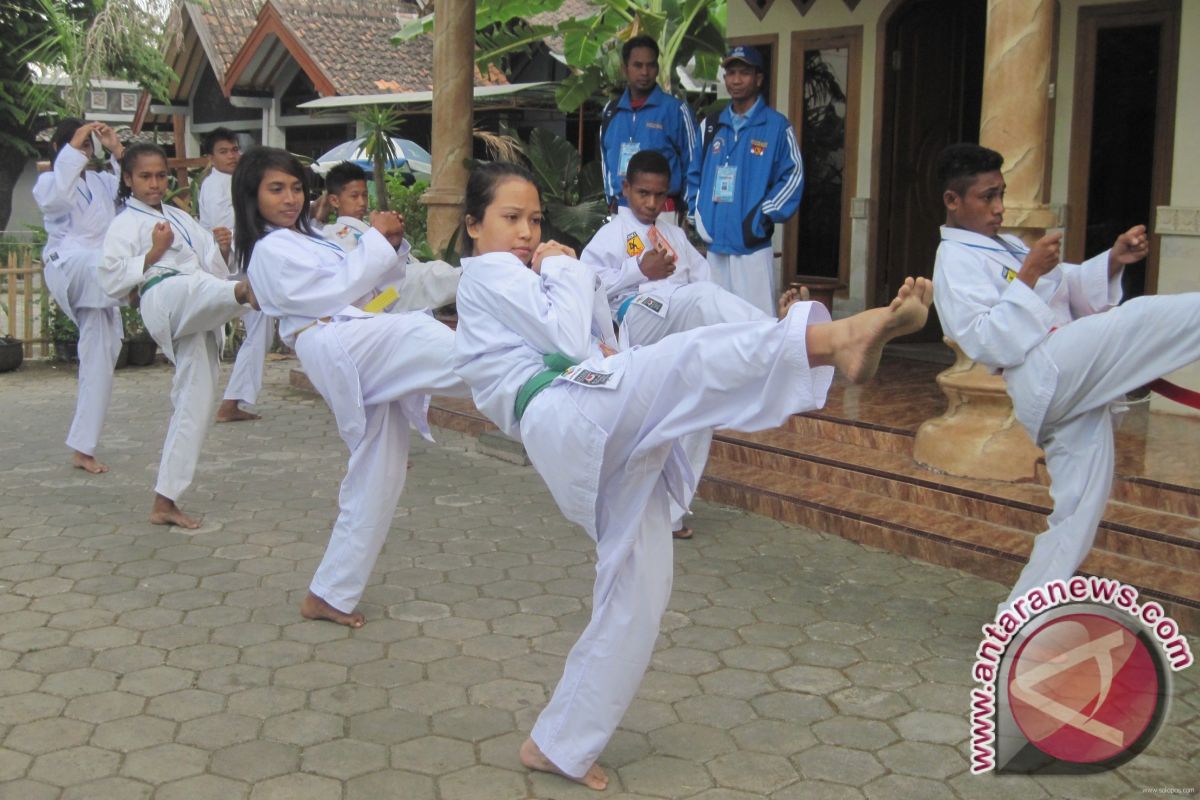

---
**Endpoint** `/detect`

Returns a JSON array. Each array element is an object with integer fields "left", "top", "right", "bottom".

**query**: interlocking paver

[{"left": 0, "top": 359, "right": 1195, "bottom": 799}]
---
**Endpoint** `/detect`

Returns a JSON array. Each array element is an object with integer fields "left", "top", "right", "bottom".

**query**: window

[
  {"left": 787, "top": 27, "right": 862, "bottom": 285},
  {"left": 89, "top": 89, "right": 108, "bottom": 110},
  {"left": 120, "top": 92, "right": 138, "bottom": 111}
]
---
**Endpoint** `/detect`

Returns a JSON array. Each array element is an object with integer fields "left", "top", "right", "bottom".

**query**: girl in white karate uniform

[
  {"left": 33, "top": 120, "right": 125, "bottom": 474},
  {"left": 100, "top": 144, "right": 256, "bottom": 529},
  {"left": 233, "top": 147, "right": 470, "bottom": 629},
  {"left": 452, "top": 161, "right": 933, "bottom": 790}
]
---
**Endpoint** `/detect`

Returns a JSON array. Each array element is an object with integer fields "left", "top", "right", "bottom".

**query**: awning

[{"left": 297, "top": 82, "right": 559, "bottom": 113}]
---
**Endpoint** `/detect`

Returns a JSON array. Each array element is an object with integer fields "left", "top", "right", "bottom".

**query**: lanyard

[
  {"left": 76, "top": 181, "right": 93, "bottom": 204},
  {"left": 129, "top": 204, "right": 194, "bottom": 250},
  {"left": 301, "top": 232, "right": 347, "bottom": 256}
]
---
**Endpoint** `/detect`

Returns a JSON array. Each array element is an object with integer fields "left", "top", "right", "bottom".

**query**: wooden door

[{"left": 876, "top": 0, "right": 984, "bottom": 339}]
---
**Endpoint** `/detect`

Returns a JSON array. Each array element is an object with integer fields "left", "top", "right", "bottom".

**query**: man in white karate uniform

[
  {"left": 582, "top": 149, "right": 774, "bottom": 539},
  {"left": 198, "top": 127, "right": 273, "bottom": 423},
  {"left": 931, "top": 143, "right": 1200, "bottom": 615},
  {"left": 33, "top": 120, "right": 125, "bottom": 474}
]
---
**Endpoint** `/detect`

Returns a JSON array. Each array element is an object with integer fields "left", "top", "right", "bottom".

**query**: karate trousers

[
  {"left": 706, "top": 247, "right": 777, "bottom": 319},
  {"left": 1002, "top": 292, "right": 1200, "bottom": 608},
  {"left": 222, "top": 309, "right": 273, "bottom": 405},
  {"left": 142, "top": 274, "right": 247, "bottom": 501},
  {"left": 521, "top": 301, "right": 834, "bottom": 778},
  {"left": 43, "top": 252, "right": 122, "bottom": 457},
  {"left": 296, "top": 313, "right": 470, "bottom": 613},
  {"left": 621, "top": 282, "right": 769, "bottom": 528}
]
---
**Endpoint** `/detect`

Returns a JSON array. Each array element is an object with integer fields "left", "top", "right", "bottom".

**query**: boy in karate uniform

[
  {"left": 33, "top": 120, "right": 125, "bottom": 473},
  {"left": 101, "top": 144, "right": 257, "bottom": 529},
  {"left": 931, "top": 143, "right": 1200, "bottom": 614},
  {"left": 582, "top": 149, "right": 778, "bottom": 538},
  {"left": 320, "top": 161, "right": 461, "bottom": 313},
  {"left": 197, "top": 127, "right": 273, "bottom": 423}
]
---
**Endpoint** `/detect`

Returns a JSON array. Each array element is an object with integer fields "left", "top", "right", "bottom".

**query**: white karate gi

[
  {"left": 705, "top": 249, "right": 777, "bottom": 319},
  {"left": 101, "top": 197, "right": 247, "bottom": 501},
  {"left": 454, "top": 250, "right": 834, "bottom": 779},
  {"left": 247, "top": 226, "right": 470, "bottom": 613},
  {"left": 582, "top": 208, "right": 768, "bottom": 528},
  {"left": 322, "top": 216, "right": 461, "bottom": 312},
  {"left": 32, "top": 145, "right": 124, "bottom": 457},
  {"left": 933, "top": 225, "right": 1200, "bottom": 609},
  {"left": 198, "top": 169, "right": 272, "bottom": 406}
]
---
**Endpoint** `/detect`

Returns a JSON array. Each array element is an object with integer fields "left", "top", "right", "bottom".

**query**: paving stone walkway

[{"left": 0, "top": 358, "right": 1196, "bottom": 799}]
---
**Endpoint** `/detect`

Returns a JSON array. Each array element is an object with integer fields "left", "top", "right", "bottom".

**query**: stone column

[
  {"left": 914, "top": 0, "right": 1057, "bottom": 481},
  {"left": 423, "top": 0, "right": 476, "bottom": 254},
  {"left": 978, "top": 0, "right": 1061, "bottom": 241}
]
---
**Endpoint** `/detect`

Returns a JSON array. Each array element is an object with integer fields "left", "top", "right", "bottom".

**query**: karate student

[
  {"left": 234, "top": 147, "right": 470, "bottom": 628},
  {"left": 581, "top": 149, "right": 775, "bottom": 539},
  {"left": 319, "top": 161, "right": 461, "bottom": 312},
  {"left": 452, "top": 161, "right": 932, "bottom": 790},
  {"left": 686, "top": 45, "right": 803, "bottom": 317},
  {"left": 197, "top": 127, "right": 272, "bottom": 423},
  {"left": 100, "top": 144, "right": 257, "bottom": 529},
  {"left": 33, "top": 119, "right": 125, "bottom": 474},
  {"left": 931, "top": 143, "right": 1200, "bottom": 613},
  {"left": 599, "top": 34, "right": 696, "bottom": 217}
]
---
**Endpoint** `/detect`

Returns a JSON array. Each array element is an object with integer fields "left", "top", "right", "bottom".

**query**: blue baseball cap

[{"left": 722, "top": 45, "right": 763, "bottom": 71}]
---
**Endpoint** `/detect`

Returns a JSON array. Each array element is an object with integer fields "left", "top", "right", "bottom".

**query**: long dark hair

[
  {"left": 117, "top": 143, "right": 168, "bottom": 202},
  {"left": 232, "top": 147, "right": 316, "bottom": 273},
  {"left": 461, "top": 161, "right": 541, "bottom": 256}
]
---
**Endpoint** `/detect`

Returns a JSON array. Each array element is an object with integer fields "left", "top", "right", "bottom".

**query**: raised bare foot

[
  {"left": 150, "top": 494, "right": 202, "bottom": 529},
  {"left": 519, "top": 737, "right": 608, "bottom": 791},
  {"left": 301, "top": 591, "right": 365, "bottom": 628},
  {"left": 235, "top": 279, "right": 260, "bottom": 310},
  {"left": 216, "top": 400, "right": 261, "bottom": 423},
  {"left": 72, "top": 451, "right": 108, "bottom": 474},
  {"left": 672, "top": 526, "right": 694, "bottom": 540},
  {"left": 778, "top": 285, "right": 811, "bottom": 318},
  {"left": 829, "top": 277, "right": 932, "bottom": 384}
]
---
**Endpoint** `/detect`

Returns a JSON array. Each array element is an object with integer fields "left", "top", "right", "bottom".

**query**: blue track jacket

[
  {"left": 600, "top": 86, "right": 697, "bottom": 205},
  {"left": 686, "top": 99, "right": 804, "bottom": 256}
]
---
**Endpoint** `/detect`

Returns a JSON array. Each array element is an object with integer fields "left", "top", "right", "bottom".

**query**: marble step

[{"left": 700, "top": 446, "right": 1200, "bottom": 631}]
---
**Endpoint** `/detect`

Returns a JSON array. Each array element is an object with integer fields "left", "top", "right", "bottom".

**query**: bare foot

[
  {"left": 235, "top": 279, "right": 259, "bottom": 310},
  {"left": 519, "top": 737, "right": 608, "bottom": 791},
  {"left": 216, "top": 400, "right": 262, "bottom": 423},
  {"left": 672, "top": 526, "right": 694, "bottom": 540},
  {"left": 778, "top": 285, "right": 811, "bottom": 318},
  {"left": 72, "top": 451, "right": 108, "bottom": 474},
  {"left": 150, "top": 494, "right": 202, "bottom": 529},
  {"left": 301, "top": 591, "right": 365, "bottom": 628},
  {"left": 826, "top": 277, "right": 932, "bottom": 384}
]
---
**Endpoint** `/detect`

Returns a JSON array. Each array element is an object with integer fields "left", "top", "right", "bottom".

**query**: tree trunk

[{"left": 0, "top": 143, "right": 30, "bottom": 231}]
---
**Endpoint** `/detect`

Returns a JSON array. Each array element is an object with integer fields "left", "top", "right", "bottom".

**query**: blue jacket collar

[
  {"left": 617, "top": 85, "right": 667, "bottom": 111},
  {"left": 719, "top": 96, "right": 766, "bottom": 128}
]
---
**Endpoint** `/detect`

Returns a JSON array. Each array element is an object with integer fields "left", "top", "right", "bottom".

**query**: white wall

[{"left": 6, "top": 161, "right": 43, "bottom": 232}]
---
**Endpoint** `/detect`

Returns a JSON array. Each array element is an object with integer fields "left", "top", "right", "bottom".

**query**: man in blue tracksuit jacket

[
  {"left": 687, "top": 45, "right": 804, "bottom": 316},
  {"left": 600, "top": 34, "right": 697, "bottom": 215}
]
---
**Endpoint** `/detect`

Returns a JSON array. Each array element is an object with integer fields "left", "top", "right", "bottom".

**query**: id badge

[
  {"left": 713, "top": 165, "right": 737, "bottom": 203},
  {"left": 634, "top": 294, "right": 667, "bottom": 317},
  {"left": 560, "top": 365, "right": 622, "bottom": 390},
  {"left": 618, "top": 141, "right": 640, "bottom": 176}
]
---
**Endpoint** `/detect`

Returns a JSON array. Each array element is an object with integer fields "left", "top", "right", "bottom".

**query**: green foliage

[
  {"left": 120, "top": 304, "right": 151, "bottom": 341},
  {"left": 523, "top": 127, "right": 608, "bottom": 251},
  {"left": 47, "top": 300, "right": 78, "bottom": 343},
  {"left": 394, "top": 0, "right": 726, "bottom": 114},
  {"left": 353, "top": 106, "right": 404, "bottom": 212},
  {"left": 384, "top": 175, "right": 430, "bottom": 254}
]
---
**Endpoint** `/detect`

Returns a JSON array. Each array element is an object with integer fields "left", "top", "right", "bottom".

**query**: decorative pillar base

[{"left": 913, "top": 339, "right": 1043, "bottom": 482}]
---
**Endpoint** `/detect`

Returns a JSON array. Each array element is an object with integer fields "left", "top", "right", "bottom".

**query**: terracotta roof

[
  {"left": 184, "top": 0, "right": 262, "bottom": 80},
  {"left": 294, "top": 0, "right": 508, "bottom": 95}
]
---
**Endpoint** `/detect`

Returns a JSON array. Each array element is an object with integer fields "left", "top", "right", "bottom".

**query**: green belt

[
  {"left": 141, "top": 269, "right": 181, "bottom": 295},
  {"left": 514, "top": 352, "right": 579, "bottom": 422}
]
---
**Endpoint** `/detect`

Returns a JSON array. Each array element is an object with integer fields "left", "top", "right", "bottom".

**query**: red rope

[{"left": 1149, "top": 379, "right": 1200, "bottom": 410}]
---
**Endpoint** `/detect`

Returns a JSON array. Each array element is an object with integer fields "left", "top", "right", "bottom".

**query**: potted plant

[
  {"left": 48, "top": 300, "right": 79, "bottom": 362},
  {"left": 0, "top": 334, "right": 22, "bottom": 372},
  {"left": 121, "top": 305, "right": 157, "bottom": 366}
]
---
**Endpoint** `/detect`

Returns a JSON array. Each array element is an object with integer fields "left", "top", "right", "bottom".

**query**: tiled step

[
  {"left": 701, "top": 427, "right": 1200, "bottom": 631},
  {"left": 708, "top": 430, "right": 1200, "bottom": 571}
]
